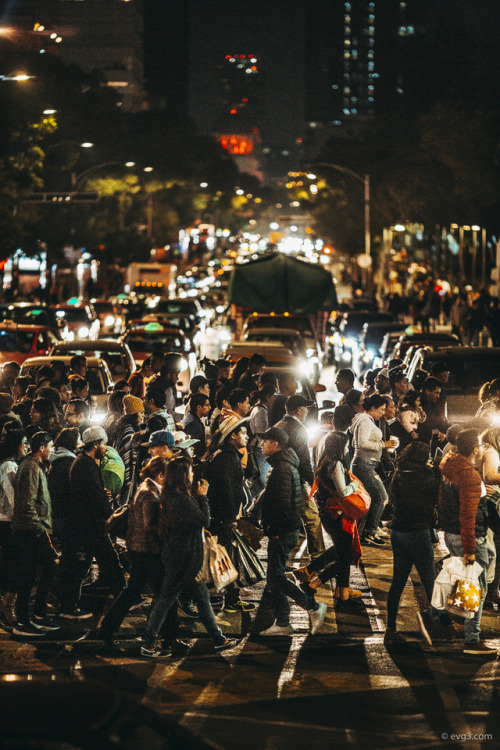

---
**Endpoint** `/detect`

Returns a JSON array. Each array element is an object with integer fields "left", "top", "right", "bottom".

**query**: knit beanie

[
  {"left": 123, "top": 395, "right": 144, "bottom": 415},
  {"left": 0, "top": 392, "right": 14, "bottom": 415}
]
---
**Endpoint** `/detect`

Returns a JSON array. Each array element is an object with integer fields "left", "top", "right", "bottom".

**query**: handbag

[
  {"left": 208, "top": 534, "right": 239, "bottom": 592},
  {"left": 195, "top": 528, "right": 211, "bottom": 584},
  {"left": 231, "top": 527, "right": 266, "bottom": 588},
  {"left": 447, "top": 578, "right": 482, "bottom": 619},
  {"left": 236, "top": 517, "right": 264, "bottom": 552},
  {"left": 324, "top": 470, "right": 371, "bottom": 521}
]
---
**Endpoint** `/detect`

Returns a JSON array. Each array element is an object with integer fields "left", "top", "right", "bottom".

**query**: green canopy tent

[{"left": 227, "top": 253, "right": 338, "bottom": 314}]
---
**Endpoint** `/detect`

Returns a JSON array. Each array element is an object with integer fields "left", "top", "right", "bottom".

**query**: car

[
  {"left": 242, "top": 326, "right": 321, "bottom": 382},
  {"left": 330, "top": 311, "right": 394, "bottom": 365},
  {"left": 391, "top": 331, "right": 461, "bottom": 361},
  {"left": 20, "top": 355, "right": 114, "bottom": 417},
  {"left": 223, "top": 340, "right": 318, "bottom": 381},
  {"left": 121, "top": 321, "right": 196, "bottom": 392},
  {"left": 50, "top": 339, "right": 136, "bottom": 380},
  {"left": 53, "top": 303, "right": 100, "bottom": 341},
  {"left": 139, "top": 312, "right": 202, "bottom": 352},
  {"left": 90, "top": 299, "right": 126, "bottom": 336},
  {"left": 0, "top": 302, "right": 69, "bottom": 339},
  {"left": 406, "top": 346, "right": 500, "bottom": 423},
  {"left": 153, "top": 298, "right": 204, "bottom": 325},
  {"left": 0, "top": 323, "right": 62, "bottom": 366},
  {"left": 242, "top": 314, "right": 321, "bottom": 365},
  {"left": 354, "top": 321, "right": 407, "bottom": 375}
]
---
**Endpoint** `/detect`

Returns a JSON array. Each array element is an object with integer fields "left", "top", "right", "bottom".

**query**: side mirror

[
  {"left": 322, "top": 400, "right": 336, "bottom": 410},
  {"left": 314, "top": 383, "right": 326, "bottom": 393}
]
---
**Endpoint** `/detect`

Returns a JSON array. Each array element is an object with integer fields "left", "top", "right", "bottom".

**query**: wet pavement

[{"left": 1, "top": 538, "right": 500, "bottom": 749}]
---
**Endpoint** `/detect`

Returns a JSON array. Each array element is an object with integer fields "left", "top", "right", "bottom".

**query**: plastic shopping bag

[
  {"left": 208, "top": 534, "right": 239, "bottom": 592},
  {"left": 431, "top": 556, "right": 483, "bottom": 619}
]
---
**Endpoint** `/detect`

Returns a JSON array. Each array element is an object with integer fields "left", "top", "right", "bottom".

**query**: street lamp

[{"left": 310, "top": 162, "right": 371, "bottom": 258}]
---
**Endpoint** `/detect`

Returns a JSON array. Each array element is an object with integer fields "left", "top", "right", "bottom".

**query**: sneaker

[
  {"left": 163, "top": 638, "right": 191, "bottom": 654},
  {"left": 224, "top": 600, "right": 256, "bottom": 613},
  {"left": 12, "top": 622, "right": 46, "bottom": 638},
  {"left": 259, "top": 621, "right": 296, "bottom": 636},
  {"left": 32, "top": 616, "right": 60, "bottom": 631},
  {"left": 375, "top": 528, "right": 390, "bottom": 539},
  {"left": 362, "top": 534, "right": 386, "bottom": 548},
  {"left": 141, "top": 645, "right": 170, "bottom": 658},
  {"left": 59, "top": 607, "right": 93, "bottom": 620},
  {"left": 463, "top": 641, "right": 498, "bottom": 656},
  {"left": 309, "top": 601, "right": 327, "bottom": 635},
  {"left": 214, "top": 637, "right": 239, "bottom": 652},
  {"left": 178, "top": 601, "right": 199, "bottom": 619},
  {"left": 417, "top": 610, "right": 434, "bottom": 646},
  {"left": 238, "top": 587, "right": 254, "bottom": 597}
]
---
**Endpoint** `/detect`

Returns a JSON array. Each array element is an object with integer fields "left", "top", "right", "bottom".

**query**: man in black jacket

[
  {"left": 62, "top": 427, "right": 125, "bottom": 618},
  {"left": 204, "top": 416, "right": 254, "bottom": 613},
  {"left": 258, "top": 427, "right": 326, "bottom": 636},
  {"left": 275, "top": 395, "right": 325, "bottom": 560}
]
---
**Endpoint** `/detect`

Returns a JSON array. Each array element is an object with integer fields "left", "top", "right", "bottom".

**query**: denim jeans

[
  {"left": 99, "top": 552, "right": 177, "bottom": 641},
  {"left": 351, "top": 457, "right": 387, "bottom": 537},
  {"left": 387, "top": 529, "right": 440, "bottom": 630},
  {"left": 144, "top": 580, "right": 224, "bottom": 649},
  {"left": 267, "top": 530, "right": 316, "bottom": 625},
  {"left": 253, "top": 447, "right": 271, "bottom": 493},
  {"left": 444, "top": 532, "right": 488, "bottom": 645}
]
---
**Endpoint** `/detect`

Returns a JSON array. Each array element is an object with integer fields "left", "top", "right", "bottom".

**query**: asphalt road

[{"left": 1, "top": 535, "right": 500, "bottom": 750}]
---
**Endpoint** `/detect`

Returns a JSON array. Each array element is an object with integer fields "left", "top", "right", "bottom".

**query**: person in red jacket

[{"left": 439, "top": 429, "right": 496, "bottom": 656}]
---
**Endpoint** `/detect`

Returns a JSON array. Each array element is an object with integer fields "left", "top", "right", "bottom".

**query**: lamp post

[{"left": 311, "top": 162, "right": 371, "bottom": 258}]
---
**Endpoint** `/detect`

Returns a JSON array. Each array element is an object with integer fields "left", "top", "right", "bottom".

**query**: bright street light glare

[
  {"left": 125, "top": 161, "right": 135, "bottom": 167},
  {"left": 80, "top": 142, "right": 93, "bottom": 148},
  {"left": 307, "top": 173, "right": 316, "bottom": 180},
  {"left": 43, "top": 109, "right": 56, "bottom": 115},
  {"left": 394, "top": 224, "right": 405, "bottom": 231},
  {"left": 143, "top": 167, "right": 153, "bottom": 172}
]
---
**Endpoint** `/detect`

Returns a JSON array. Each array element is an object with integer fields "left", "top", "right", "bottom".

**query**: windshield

[
  {"left": 11, "top": 308, "right": 56, "bottom": 326},
  {"left": 248, "top": 317, "right": 314, "bottom": 336},
  {"left": 57, "top": 308, "right": 89, "bottom": 323},
  {"left": 125, "top": 333, "right": 182, "bottom": 352},
  {"left": 0, "top": 330, "right": 35, "bottom": 353}
]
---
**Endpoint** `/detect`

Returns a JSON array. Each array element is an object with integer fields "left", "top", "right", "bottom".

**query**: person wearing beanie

[{"left": 114, "top": 396, "right": 145, "bottom": 503}]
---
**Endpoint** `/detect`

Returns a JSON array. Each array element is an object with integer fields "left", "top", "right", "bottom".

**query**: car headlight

[
  {"left": 104, "top": 315, "right": 115, "bottom": 327},
  {"left": 90, "top": 411, "right": 107, "bottom": 425},
  {"left": 66, "top": 330, "right": 75, "bottom": 341},
  {"left": 179, "top": 357, "right": 189, "bottom": 372},
  {"left": 306, "top": 347, "right": 315, "bottom": 357},
  {"left": 218, "top": 329, "right": 232, "bottom": 342},
  {"left": 78, "top": 326, "right": 90, "bottom": 338},
  {"left": 297, "top": 360, "right": 311, "bottom": 377},
  {"left": 184, "top": 340, "right": 191, "bottom": 352}
]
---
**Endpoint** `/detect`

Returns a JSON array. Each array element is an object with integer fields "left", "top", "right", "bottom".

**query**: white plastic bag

[{"left": 431, "top": 556, "right": 482, "bottom": 612}]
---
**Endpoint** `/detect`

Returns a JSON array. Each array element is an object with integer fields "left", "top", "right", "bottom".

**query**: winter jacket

[
  {"left": 418, "top": 398, "right": 449, "bottom": 445},
  {"left": 388, "top": 462, "right": 439, "bottom": 531},
  {"left": 127, "top": 477, "right": 161, "bottom": 554},
  {"left": 440, "top": 451, "right": 486, "bottom": 555},
  {"left": 0, "top": 457, "right": 18, "bottom": 522},
  {"left": 268, "top": 393, "right": 286, "bottom": 426},
  {"left": 350, "top": 412, "right": 384, "bottom": 463},
  {"left": 69, "top": 451, "right": 112, "bottom": 538},
  {"left": 160, "top": 490, "right": 210, "bottom": 591},
  {"left": 12, "top": 454, "right": 52, "bottom": 535},
  {"left": 275, "top": 414, "right": 314, "bottom": 485},
  {"left": 47, "top": 447, "right": 76, "bottom": 521},
  {"left": 238, "top": 370, "right": 259, "bottom": 395},
  {"left": 182, "top": 412, "right": 206, "bottom": 459},
  {"left": 260, "top": 447, "right": 302, "bottom": 536},
  {"left": 204, "top": 442, "right": 246, "bottom": 527}
]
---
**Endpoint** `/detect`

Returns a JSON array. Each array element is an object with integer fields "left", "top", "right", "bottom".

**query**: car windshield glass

[
  {"left": 249, "top": 318, "right": 313, "bottom": 335},
  {"left": 11, "top": 308, "right": 55, "bottom": 326},
  {"left": 0, "top": 330, "right": 35, "bottom": 352},
  {"left": 57, "top": 309, "right": 89, "bottom": 323},
  {"left": 93, "top": 303, "right": 114, "bottom": 314},
  {"left": 125, "top": 333, "right": 182, "bottom": 351},
  {"left": 156, "top": 301, "right": 198, "bottom": 316},
  {"left": 426, "top": 357, "right": 500, "bottom": 394}
]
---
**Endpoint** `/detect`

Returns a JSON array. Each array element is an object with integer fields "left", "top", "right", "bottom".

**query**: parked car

[
  {"left": 407, "top": 346, "right": 500, "bottom": 422},
  {"left": 50, "top": 339, "right": 136, "bottom": 380},
  {"left": 53, "top": 303, "right": 100, "bottom": 341},
  {"left": 20, "top": 355, "right": 114, "bottom": 418},
  {"left": 330, "top": 311, "right": 394, "bottom": 365},
  {"left": 0, "top": 323, "right": 62, "bottom": 366},
  {"left": 391, "top": 331, "right": 461, "bottom": 361},
  {"left": 354, "top": 321, "right": 406, "bottom": 375},
  {"left": 90, "top": 299, "right": 126, "bottom": 336},
  {"left": 121, "top": 322, "right": 195, "bottom": 392}
]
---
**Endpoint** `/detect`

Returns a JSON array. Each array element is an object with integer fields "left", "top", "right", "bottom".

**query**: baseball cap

[
  {"left": 82, "top": 426, "right": 108, "bottom": 445},
  {"left": 286, "top": 394, "right": 314, "bottom": 412},
  {"left": 257, "top": 426, "right": 289, "bottom": 448},
  {"left": 30, "top": 431, "right": 53, "bottom": 453},
  {"left": 144, "top": 430, "right": 175, "bottom": 448}
]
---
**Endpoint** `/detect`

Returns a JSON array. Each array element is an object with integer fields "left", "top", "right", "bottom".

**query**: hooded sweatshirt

[
  {"left": 439, "top": 451, "right": 486, "bottom": 556},
  {"left": 350, "top": 412, "right": 384, "bottom": 463}
]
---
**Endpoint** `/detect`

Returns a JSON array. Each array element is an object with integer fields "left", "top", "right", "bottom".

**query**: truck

[{"left": 125, "top": 263, "right": 177, "bottom": 296}]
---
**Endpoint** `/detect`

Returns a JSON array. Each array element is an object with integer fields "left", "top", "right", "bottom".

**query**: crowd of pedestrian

[{"left": 0, "top": 340, "right": 499, "bottom": 659}]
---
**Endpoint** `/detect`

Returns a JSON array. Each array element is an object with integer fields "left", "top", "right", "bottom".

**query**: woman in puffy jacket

[
  {"left": 94, "top": 456, "right": 176, "bottom": 647},
  {"left": 350, "top": 394, "right": 397, "bottom": 545}
]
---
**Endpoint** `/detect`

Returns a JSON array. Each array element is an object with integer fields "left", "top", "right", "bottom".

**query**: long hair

[
  {"left": 31, "top": 397, "right": 63, "bottom": 436},
  {"left": 316, "top": 432, "right": 348, "bottom": 475},
  {"left": 140, "top": 456, "right": 169, "bottom": 482},
  {"left": 0, "top": 429, "right": 25, "bottom": 461},
  {"left": 481, "top": 427, "right": 500, "bottom": 455},
  {"left": 161, "top": 456, "right": 193, "bottom": 504}
]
